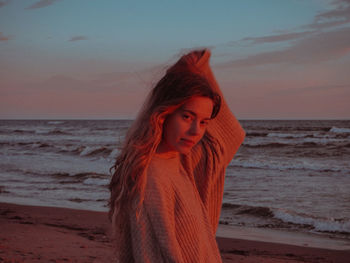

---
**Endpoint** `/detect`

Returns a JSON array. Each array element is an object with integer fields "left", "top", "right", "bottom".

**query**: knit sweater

[{"left": 114, "top": 50, "right": 245, "bottom": 263}]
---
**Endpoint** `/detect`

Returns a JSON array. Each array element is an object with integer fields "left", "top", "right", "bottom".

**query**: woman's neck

[{"left": 155, "top": 149, "right": 179, "bottom": 159}]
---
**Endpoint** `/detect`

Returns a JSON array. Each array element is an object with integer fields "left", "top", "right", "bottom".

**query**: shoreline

[
  {"left": 1, "top": 202, "right": 349, "bottom": 262},
  {"left": 217, "top": 224, "right": 350, "bottom": 251}
]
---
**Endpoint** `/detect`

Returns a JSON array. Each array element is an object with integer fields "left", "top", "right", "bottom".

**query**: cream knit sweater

[{"left": 114, "top": 50, "right": 245, "bottom": 263}]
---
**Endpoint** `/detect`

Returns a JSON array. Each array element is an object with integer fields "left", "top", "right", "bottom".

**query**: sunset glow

[{"left": 1, "top": 0, "right": 349, "bottom": 119}]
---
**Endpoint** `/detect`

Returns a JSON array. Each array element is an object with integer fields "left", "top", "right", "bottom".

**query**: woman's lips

[{"left": 181, "top": 138, "right": 195, "bottom": 147}]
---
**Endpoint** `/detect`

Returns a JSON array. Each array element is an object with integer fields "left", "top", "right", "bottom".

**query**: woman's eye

[
  {"left": 200, "top": 120, "right": 209, "bottom": 126},
  {"left": 182, "top": 114, "right": 191, "bottom": 121}
]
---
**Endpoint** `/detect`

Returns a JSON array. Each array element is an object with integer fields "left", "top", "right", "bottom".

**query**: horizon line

[{"left": 1, "top": 118, "right": 349, "bottom": 121}]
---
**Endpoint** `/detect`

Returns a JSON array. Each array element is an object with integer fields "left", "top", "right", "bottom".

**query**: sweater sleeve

[
  {"left": 129, "top": 173, "right": 184, "bottom": 263},
  {"left": 189, "top": 50, "right": 245, "bottom": 233},
  {"left": 196, "top": 50, "right": 245, "bottom": 165}
]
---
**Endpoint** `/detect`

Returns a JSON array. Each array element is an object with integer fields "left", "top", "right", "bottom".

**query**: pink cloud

[
  {"left": 228, "top": 0, "right": 350, "bottom": 49},
  {"left": 218, "top": 27, "right": 350, "bottom": 68},
  {"left": 0, "top": 0, "right": 11, "bottom": 8},
  {"left": 308, "top": 0, "right": 350, "bottom": 29},
  {"left": 0, "top": 32, "right": 10, "bottom": 41},
  {"left": 237, "top": 31, "right": 315, "bottom": 45},
  {"left": 69, "top": 36, "right": 88, "bottom": 42},
  {"left": 25, "top": 0, "right": 61, "bottom": 10}
]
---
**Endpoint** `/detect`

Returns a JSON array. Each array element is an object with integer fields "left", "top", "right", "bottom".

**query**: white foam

[
  {"left": 47, "top": 121, "right": 65, "bottom": 125},
  {"left": 229, "top": 159, "right": 343, "bottom": 172},
  {"left": 330, "top": 127, "right": 350, "bottom": 134},
  {"left": 244, "top": 136, "right": 346, "bottom": 147},
  {"left": 79, "top": 146, "right": 98, "bottom": 156},
  {"left": 304, "top": 137, "right": 346, "bottom": 144},
  {"left": 267, "top": 132, "right": 306, "bottom": 138},
  {"left": 109, "top": 148, "right": 120, "bottom": 158},
  {"left": 243, "top": 140, "right": 289, "bottom": 147},
  {"left": 35, "top": 127, "right": 52, "bottom": 134},
  {"left": 273, "top": 209, "right": 350, "bottom": 234}
]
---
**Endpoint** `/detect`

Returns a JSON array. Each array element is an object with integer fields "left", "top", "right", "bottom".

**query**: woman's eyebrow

[{"left": 182, "top": 109, "right": 211, "bottom": 120}]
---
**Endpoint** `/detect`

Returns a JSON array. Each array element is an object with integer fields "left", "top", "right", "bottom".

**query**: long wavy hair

[{"left": 108, "top": 50, "right": 221, "bottom": 232}]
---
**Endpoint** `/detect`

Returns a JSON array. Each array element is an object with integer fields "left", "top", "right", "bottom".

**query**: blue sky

[{"left": 1, "top": 0, "right": 349, "bottom": 119}]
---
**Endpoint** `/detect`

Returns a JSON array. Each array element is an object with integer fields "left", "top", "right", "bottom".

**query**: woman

[{"left": 109, "top": 49, "right": 245, "bottom": 262}]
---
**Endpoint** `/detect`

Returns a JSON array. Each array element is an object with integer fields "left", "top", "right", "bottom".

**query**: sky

[{"left": 1, "top": 0, "right": 350, "bottom": 119}]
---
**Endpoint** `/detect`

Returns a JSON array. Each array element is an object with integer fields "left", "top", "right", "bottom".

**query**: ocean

[{"left": 0, "top": 119, "right": 349, "bottom": 240}]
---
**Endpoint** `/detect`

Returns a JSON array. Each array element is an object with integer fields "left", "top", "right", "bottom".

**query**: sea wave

[
  {"left": 303, "top": 137, "right": 349, "bottom": 144},
  {"left": 109, "top": 148, "right": 120, "bottom": 158},
  {"left": 267, "top": 133, "right": 308, "bottom": 138},
  {"left": 0, "top": 140, "right": 117, "bottom": 159},
  {"left": 228, "top": 160, "right": 345, "bottom": 173},
  {"left": 330, "top": 127, "right": 350, "bottom": 134},
  {"left": 221, "top": 203, "right": 350, "bottom": 234},
  {"left": 47, "top": 121, "right": 65, "bottom": 125},
  {"left": 83, "top": 178, "right": 109, "bottom": 186},
  {"left": 68, "top": 197, "right": 90, "bottom": 203},
  {"left": 52, "top": 172, "right": 107, "bottom": 179},
  {"left": 243, "top": 138, "right": 347, "bottom": 148},
  {"left": 246, "top": 132, "right": 268, "bottom": 137},
  {"left": 79, "top": 146, "right": 113, "bottom": 157},
  {"left": 222, "top": 203, "right": 274, "bottom": 218},
  {"left": 46, "top": 129, "right": 72, "bottom": 135},
  {"left": 12, "top": 129, "right": 36, "bottom": 134},
  {"left": 274, "top": 209, "right": 350, "bottom": 234},
  {"left": 263, "top": 126, "right": 330, "bottom": 132},
  {"left": 244, "top": 142, "right": 290, "bottom": 148},
  {"left": 7, "top": 171, "right": 109, "bottom": 182},
  {"left": 246, "top": 131, "right": 348, "bottom": 139},
  {"left": 0, "top": 185, "right": 10, "bottom": 194}
]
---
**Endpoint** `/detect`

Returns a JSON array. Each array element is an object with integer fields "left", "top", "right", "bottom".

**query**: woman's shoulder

[
  {"left": 146, "top": 155, "right": 178, "bottom": 188},
  {"left": 141, "top": 156, "right": 178, "bottom": 208}
]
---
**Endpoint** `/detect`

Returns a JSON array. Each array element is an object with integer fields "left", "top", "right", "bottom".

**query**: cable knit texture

[{"left": 114, "top": 50, "right": 245, "bottom": 262}]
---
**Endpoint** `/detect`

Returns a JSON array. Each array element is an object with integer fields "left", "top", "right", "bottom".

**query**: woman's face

[{"left": 157, "top": 96, "right": 214, "bottom": 155}]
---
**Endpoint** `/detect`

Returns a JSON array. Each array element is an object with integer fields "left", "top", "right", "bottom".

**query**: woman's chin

[{"left": 177, "top": 146, "right": 194, "bottom": 155}]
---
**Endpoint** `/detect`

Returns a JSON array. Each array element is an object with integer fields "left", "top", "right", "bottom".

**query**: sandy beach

[{"left": 1, "top": 202, "right": 349, "bottom": 263}]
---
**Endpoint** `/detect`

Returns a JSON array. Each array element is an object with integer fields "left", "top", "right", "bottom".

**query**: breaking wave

[
  {"left": 330, "top": 127, "right": 350, "bottom": 134},
  {"left": 229, "top": 160, "right": 344, "bottom": 173},
  {"left": 221, "top": 203, "right": 350, "bottom": 235},
  {"left": 47, "top": 121, "right": 65, "bottom": 125},
  {"left": 274, "top": 209, "right": 350, "bottom": 234}
]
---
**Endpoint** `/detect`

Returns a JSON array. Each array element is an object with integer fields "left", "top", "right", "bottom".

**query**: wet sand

[{"left": 1, "top": 202, "right": 349, "bottom": 263}]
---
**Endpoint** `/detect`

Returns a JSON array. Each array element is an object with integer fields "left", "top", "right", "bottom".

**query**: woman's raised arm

[
  {"left": 186, "top": 50, "right": 245, "bottom": 233},
  {"left": 196, "top": 50, "right": 245, "bottom": 165}
]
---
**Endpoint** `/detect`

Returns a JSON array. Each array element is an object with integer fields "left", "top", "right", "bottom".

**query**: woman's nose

[{"left": 189, "top": 121, "right": 201, "bottom": 135}]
